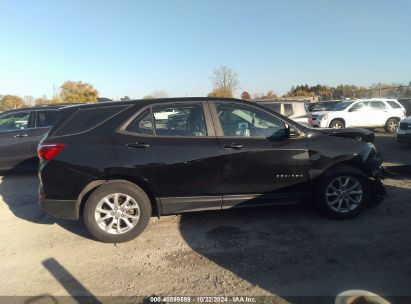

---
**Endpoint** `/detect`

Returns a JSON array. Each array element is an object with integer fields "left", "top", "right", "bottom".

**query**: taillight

[{"left": 38, "top": 143, "right": 65, "bottom": 161}]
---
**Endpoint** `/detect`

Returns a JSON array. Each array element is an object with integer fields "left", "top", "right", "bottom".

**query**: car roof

[
  {"left": 3, "top": 98, "right": 235, "bottom": 114},
  {"left": 354, "top": 98, "right": 397, "bottom": 102},
  {"left": 316, "top": 100, "right": 340, "bottom": 104},
  {"left": 1, "top": 104, "right": 81, "bottom": 114},
  {"left": 61, "top": 97, "right": 261, "bottom": 110},
  {"left": 255, "top": 99, "right": 308, "bottom": 104}
]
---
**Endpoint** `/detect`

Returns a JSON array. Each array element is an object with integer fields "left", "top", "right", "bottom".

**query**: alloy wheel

[
  {"left": 325, "top": 176, "right": 363, "bottom": 213},
  {"left": 94, "top": 193, "right": 140, "bottom": 234},
  {"left": 388, "top": 120, "right": 398, "bottom": 132}
]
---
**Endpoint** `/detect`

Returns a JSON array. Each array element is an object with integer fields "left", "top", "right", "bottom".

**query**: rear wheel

[
  {"left": 384, "top": 118, "right": 399, "bottom": 133},
  {"left": 316, "top": 168, "right": 370, "bottom": 219},
  {"left": 329, "top": 119, "right": 345, "bottom": 129},
  {"left": 83, "top": 181, "right": 151, "bottom": 243}
]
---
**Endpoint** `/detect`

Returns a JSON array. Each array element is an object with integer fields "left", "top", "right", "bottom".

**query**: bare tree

[
  {"left": 210, "top": 66, "right": 239, "bottom": 98},
  {"left": 143, "top": 90, "right": 169, "bottom": 99}
]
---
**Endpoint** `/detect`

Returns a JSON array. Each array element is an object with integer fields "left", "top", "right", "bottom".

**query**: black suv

[
  {"left": 0, "top": 105, "right": 64, "bottom": 171},
  {"left": 38, "top": 98, "right": 385, "bottom": 243}
]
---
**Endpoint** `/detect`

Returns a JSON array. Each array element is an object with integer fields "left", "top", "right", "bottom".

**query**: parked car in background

[
  {"left": 307, "top": 101, "right": 340, "bottom": 112},
  {"left": 257, "top": 100, "right": 312, "bottom": 127},
  {"left": 38, "top": 97, "right": 385, "bottom": 243},
  {"left": 397, "top": 116, "right": 411, "bottom": 144},
  {"left": 311, "top": 98, "right": 406, "bottom": 132},
  {"left": 258, "top": 101, "right": 375, "bottom": 142},
  {"left": 0, "top": 105, "right": 66, "bottom": 171},
  {"left": 398, "top": 98, "right": 411, "bottom": 116}
]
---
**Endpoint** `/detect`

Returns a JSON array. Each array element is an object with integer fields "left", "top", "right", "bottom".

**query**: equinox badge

[{"left": 276, "top": 174, "right": 304, "bottom": 179}]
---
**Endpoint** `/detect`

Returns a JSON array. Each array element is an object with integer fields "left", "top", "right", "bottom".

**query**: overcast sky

[{"left": 1, "top": 0, "right": 410, "bottom": 99}]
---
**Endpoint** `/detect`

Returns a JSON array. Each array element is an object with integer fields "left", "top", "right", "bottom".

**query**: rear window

[
  {"left": 35, "top": 110, "right": 60, "bottom": 128},
  {"left": 53, "top": 105, "right": 128, "bottom": 136},
  {"left": 369, "top": 101, "right": 387, "bottom": 110},
  {"left": 386, "top": 101, "right": 402, "bottom": 109}
]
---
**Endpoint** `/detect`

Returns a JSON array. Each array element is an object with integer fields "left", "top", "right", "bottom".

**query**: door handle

[
  {"left": 224, "top": 144, "right": 244, "bottom": 150},
  {"left": 14, "top": 134, "right": 28, "bottom": 138},
  {"left": 127, "top": 142, "right": 150, "bottom": 149}
]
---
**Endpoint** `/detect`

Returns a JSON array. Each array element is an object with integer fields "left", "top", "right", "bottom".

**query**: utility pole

[{"left": 379, "top": 82, "right": 382, "bottom": 97}]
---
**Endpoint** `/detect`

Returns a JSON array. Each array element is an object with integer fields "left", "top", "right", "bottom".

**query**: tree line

[
  {"left": 0, "top": 80, "right": 99, "bottom": 111},
  {"left": 207, "top": 66, "right": 411, "bottom": 101},
  {"left": 1, "top": 67, "right": 410, "bottom": 111}
]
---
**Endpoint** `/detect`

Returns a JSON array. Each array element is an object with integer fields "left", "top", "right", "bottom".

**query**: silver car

[{"left": 257, "top": 100, "right": 312, "bottom": 127}]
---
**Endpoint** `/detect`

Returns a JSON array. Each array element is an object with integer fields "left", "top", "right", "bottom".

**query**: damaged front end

[{"left": 361, "top": 142, "right": 386, "bottom": 207}]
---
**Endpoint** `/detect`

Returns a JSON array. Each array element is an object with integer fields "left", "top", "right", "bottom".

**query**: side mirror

[
  {"left": 267, "top": 127, "right": 288, "bottom": 141},
  {"left": 349, "top": 107, "right": 357, "bottom": 112},
  {"left": 289, "top": 125, "right": 301, "bottom": 138}
]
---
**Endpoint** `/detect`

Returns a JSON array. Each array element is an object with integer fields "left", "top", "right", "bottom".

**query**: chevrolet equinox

[{"left": 38, "top": 98, "right": 385, "bottom": 242}]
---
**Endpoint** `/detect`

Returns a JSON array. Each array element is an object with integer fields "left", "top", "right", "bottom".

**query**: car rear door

[
  {"left": 368, "top": 100, "right": 389, "bottom": 127},
  {"left": 114, "top": 101, "right": 223, "bottom": 214},
  {"left": 209, "top": 101, "right": 310, "bottom": 209},
  {"left": 0, "top": 110, "right": 33, "bottom": 170}
]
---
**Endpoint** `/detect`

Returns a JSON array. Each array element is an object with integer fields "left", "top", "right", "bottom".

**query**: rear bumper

[
  {"left": 397, "top": 133, "right": 411, "bottom": 143},
  {"left": 39, "top": 199, "right": 78, "bottom": 220}
]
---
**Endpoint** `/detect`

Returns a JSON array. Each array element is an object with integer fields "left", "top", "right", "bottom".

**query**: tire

[
  {"left": 329, "top": 119, "right": 345, "bottom": 129},
  {"left": 384, "top": 118, "right": 399, "bottom": 133},
  {"left": 315, "top": 167, "right": 370, "bottom": 219},
  {"left": 83, "top": 181, "right": 152, "bottom": 243}
]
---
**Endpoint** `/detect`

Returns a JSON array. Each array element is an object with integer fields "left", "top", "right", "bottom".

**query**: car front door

[
  {"left": 114, "top": 101, "right": 222, "bottom": 214},
  {"left": 0, "top": 110, "right": 33, "bottom": 170},
  {"left": 346, "top": 101, "right": 370, "bottom": 127},
  {"left": 209, "top": 101, "right": 310, "bottom": 209}
]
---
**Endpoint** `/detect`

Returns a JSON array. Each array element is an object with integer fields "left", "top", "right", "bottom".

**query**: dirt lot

[{"left": 0, "top": 133, "right": 410, "bottom": 304}]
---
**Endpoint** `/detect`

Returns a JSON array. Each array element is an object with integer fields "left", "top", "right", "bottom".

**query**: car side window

[
  {"left": 125, "top": 109, "right": 153, "bottom": 135},
  {"left": 387, "top": 101, "right": 402, "bottom": 109},
  {"left": 216, "top": 103, "right": 286, "bottom": 138},
  {"left": 0, "top": 111, "right": 30, "bottom": 132},
  {"left": 350, "top": 101, "right": 368, "bottom": 112},
  {"left": 153, "top": 104, "right": 207, "bottom": 137},
  {"left": 284, "top": 104, "right": 294, "bottom": 116},
  {"left": 35, "top": 110, "right": 60, "bottom": 128},
  {"left": 369, "top": 101, "right": 387, "bottom": 110}
]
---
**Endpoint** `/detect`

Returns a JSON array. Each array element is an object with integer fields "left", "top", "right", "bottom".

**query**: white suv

[{"left": 311, "top": 98, "right": 406, "bottom": 132}]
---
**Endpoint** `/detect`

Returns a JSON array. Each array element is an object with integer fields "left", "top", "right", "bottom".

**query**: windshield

[
  {"left": 310, "top": 103, "right": 337, "bottom": 112},
  {"left": 330, "top": 102, "right": 353, "bottom": 111}
]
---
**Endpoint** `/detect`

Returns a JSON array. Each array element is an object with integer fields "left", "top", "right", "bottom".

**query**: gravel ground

[{"left": 0, "top": 133, "right": 410, "bottom": 304}]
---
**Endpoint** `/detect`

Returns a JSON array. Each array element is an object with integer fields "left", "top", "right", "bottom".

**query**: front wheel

[
  {"left": 384, "top": 118, "right": 399, "bottom": 133},
  {"left": 83, "top": 181, "right": 152, "bottom": 243},
  {"left": 316, "top": 170, "right": 370, "bottom": 219},
  {"left": 329, "top": 119, "right": 345, "bottom": 129}
]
